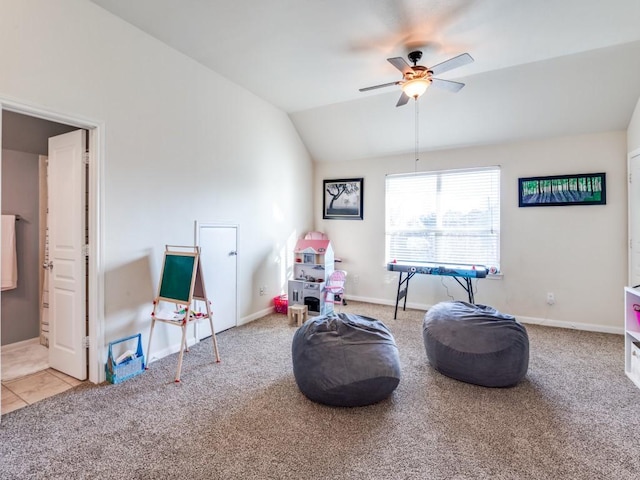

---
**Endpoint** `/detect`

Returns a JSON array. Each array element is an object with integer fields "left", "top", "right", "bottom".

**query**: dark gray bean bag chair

[
  {"left": 292, "top": 313, "right": 401, "bottom": 407},
  {"left": 423, "top": 301, "right": 529, "bottom": 387}
]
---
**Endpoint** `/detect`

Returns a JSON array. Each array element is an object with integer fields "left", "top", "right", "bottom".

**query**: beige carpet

[{"left": 1, "top": 301, "right": 639, "bottom": 479}]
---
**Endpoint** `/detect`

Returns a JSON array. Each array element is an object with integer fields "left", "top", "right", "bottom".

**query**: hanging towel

[{"left": 1, "top": 215, "right": 18, "bottom": 291}]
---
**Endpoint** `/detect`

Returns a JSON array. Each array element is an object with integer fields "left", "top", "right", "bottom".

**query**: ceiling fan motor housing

[
  {"left": 404, "top": 51, "right": 433, "bottom": 82},
  {"left": 408, "top": 50, "right": 423, "bottom": 65}
]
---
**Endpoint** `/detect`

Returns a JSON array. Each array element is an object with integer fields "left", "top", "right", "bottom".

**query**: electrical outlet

[
  {"left": 259, "top": 286, "right": 266, "bottom": 296},
  {"left": 546, "top": 292, "right": 555, "bottom": 305}
]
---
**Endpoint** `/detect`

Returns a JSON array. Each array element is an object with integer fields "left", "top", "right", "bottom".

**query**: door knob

[
  {"left": 228, "top": 251, "right": 237, "bottom": 256},
  {"left": 43, "top": 261, "right": 53, "bottom": 270}
]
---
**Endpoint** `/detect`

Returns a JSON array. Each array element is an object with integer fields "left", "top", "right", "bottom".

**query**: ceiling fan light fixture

[{"left": 402, "top": 78, "right": 430, "bottom": 99}]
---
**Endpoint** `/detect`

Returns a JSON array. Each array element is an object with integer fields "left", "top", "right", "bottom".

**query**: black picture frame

[
  {"left": 518, "top": 172, "right": 606, "bottom": 207},
  {"left": 323, "top": 178, "right": 364, "bottom": 220}
]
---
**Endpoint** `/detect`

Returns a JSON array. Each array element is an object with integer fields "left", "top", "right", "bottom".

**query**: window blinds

[{"left": 385, "top": 166, "right": 500, "bottom": 272}]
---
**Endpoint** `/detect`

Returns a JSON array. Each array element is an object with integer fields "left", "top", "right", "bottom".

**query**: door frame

[
  {"left": 0, "top": 97, "right": 104, "bottom": 384},
  {"left": 629, "top": 147, "right": 640, "bottom": 286}
]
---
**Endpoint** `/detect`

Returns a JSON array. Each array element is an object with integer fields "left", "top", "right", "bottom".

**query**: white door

[
  {"left": 195, "top": 223, "right": 238, "bottom": 336},
  {"left": 47, "top": 130, "right": 87, "bottom": 380}
]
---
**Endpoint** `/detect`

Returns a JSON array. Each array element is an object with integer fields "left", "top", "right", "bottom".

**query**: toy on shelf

[{"left": 325, "top": 270, "right": 347, "bottom": 306}]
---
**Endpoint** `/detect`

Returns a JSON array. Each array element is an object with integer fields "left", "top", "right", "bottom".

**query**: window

[{"left": 385, "top": 166, "right": 500, "bottom": 272}]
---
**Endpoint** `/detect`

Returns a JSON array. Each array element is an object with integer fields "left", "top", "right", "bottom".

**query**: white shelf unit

[{"left": 624, "top": 287, "right": 640, "bottom": 389}]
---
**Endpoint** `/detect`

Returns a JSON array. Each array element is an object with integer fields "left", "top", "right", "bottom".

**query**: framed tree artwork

[
  {"left": 518, "top": 172, "right": 606, "bottom": 207},
  {"left": 323, "top": 178, "right": 364, "bottom": 220}
]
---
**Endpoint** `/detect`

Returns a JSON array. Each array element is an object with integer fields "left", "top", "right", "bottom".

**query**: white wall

[
  {"left": 0, "top": 0, "right": 313, "bottom": 366},
  {"left": 315, "top": 131, "right": 628, "bottom": 332}
]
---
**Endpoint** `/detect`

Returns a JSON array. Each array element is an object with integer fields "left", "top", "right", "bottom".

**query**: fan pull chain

[{"left": 414, "top": 98, "right": 419, "bottom": 172}]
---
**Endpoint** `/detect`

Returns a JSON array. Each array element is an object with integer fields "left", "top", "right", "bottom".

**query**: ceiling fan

[{"left": 359, "top": 50, "right": 474, "bottom": 107}]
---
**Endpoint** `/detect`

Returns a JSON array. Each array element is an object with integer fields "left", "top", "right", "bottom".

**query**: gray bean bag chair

[
  {"left": 292, "top": 313, "right": 401, "bottom": 407},
  {"left": 423, "top": 301, "right": 529, "bottom": 387}
]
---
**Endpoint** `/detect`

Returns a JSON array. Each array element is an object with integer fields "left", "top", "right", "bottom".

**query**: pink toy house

[
  {"left": 292, "top": 239, "right": 334, "bottom": 282},
  {"left": 288, "top": 238, "right": 335, "bottom": 316}
]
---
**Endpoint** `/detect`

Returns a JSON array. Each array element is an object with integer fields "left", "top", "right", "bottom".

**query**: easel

[{"left": 147, "top": 245, "right": 220, "bottom": 382}]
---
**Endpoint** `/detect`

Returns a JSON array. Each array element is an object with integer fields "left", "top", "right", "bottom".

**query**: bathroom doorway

[
  {"left": 1, "top": 112, "right": 84, "bottom": 379},
  {"left": 1, "top": 105, "right": 103, "bottom": 388}
]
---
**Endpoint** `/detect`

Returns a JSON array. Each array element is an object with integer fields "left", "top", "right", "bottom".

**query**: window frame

[{"left": 385, "top": 166, "right": 501, "bottom": 273}]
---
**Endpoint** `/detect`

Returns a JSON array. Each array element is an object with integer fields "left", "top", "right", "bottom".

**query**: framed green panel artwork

[{"left": 518, "top": 172, "right": 606, "bottom": 207}]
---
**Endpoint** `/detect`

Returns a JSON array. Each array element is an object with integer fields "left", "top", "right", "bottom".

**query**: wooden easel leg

[
  {"left": 175, "top": 324, "right": 188, "bottom": 383},
  {"left": 207, "top": 307, "right": 221, "bottom": 363},
  {"left": 146, "top": 318, "right": 156, "bottom": 370}
]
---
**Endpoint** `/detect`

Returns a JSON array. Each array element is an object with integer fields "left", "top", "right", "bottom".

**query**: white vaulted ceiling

[{"left": 89, "top": 0, "right": 640, "bottom": 162}]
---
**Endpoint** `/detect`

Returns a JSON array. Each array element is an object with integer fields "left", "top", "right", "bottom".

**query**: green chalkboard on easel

[
  {"left": 148, "top": 245, "right": 220, "bottom": 382},
  {"left": 158, "top": 253, "right": 197, "bottom": 303}
]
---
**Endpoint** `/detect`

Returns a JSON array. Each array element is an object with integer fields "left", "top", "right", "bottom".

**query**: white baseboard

[
  {"left": 148, "top": 297, "right": 624, "bottom": 365},
  {"left": 516, "top": 315, "right": 623, "bottom": 335},
  {"left": 146, "top": 336, "right": 200, "bottom": 365},
  {"left": 147, "top": 306, "right": 276, "bottom": 364},
  {"left": 344, "top": 295, "right": 624, "bottom": 335},
  {"left": 346, "top": 294, "right": 430, "bottom": 311},
  {"left": 2, "top": 337, "right": 41, "bottom": 352},
  {"left": 240, "top": 307, "right": 274, "bottom": 325}
]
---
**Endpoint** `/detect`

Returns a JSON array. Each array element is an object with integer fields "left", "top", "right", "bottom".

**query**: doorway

[
  {"left": 1, "top": 117, "right": 87, "bottom": 382},
  {"left": 195, "top": 223, "right": 238, "bottom": 338},
  {"left": 0, "top": 102, "right": 103, "bottom": 395}
]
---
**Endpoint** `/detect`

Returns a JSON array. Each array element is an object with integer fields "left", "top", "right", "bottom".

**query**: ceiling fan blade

[
  {"left": 396, "top": 92, "right": 410, "bottom": 107},
  {"left": 359, "top": 81, "right": 401, "bottom": 92},
  {"left": 429, "top": 53, "right": 474, "bottom": 76},
  {"left": 431, "top": 78, "right": 465, "bottom": 92},
  {"left": 387, "top": 57, "right": 414, "bottom": 75}
]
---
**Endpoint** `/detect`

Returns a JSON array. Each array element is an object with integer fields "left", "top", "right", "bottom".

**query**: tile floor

[
  {"left": 1, "top": 368, "right": 83, "bottom": 415},
  {"left": 2, "top": 338, "right": 84, "bottom": 416},
  {"left": 2, "top": 339, "right": 49, "bottom": 381}
]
